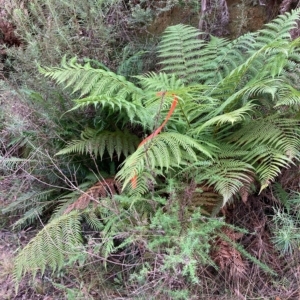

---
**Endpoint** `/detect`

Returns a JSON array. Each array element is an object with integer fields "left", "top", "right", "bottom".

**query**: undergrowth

[{"left": 1, "top": 3, "right": 300, "bottom": 300}]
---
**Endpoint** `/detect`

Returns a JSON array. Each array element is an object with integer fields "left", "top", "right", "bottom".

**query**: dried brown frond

[
  {"left": 184, "top": 183, "right": 223, "bottom": 216},
  {"left": 211, "top": 227, "right": 247, "bottom": 282},
  {"left": 64, "top": 178, "right": 121, "bottom": 214},
  {"left": 238, "top": 176, "right": 255, "bottom": 204}
]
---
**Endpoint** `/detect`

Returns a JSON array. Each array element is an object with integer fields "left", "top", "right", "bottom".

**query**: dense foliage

[{"left": 1, "top": 1, "right": 300, "bottom": 299}]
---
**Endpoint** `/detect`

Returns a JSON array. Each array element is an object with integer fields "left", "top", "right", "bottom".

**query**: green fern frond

[
  {"left": 14, "top": 211, "right": 82, "bottom": 281},
  {"left": 12, "top": 203, "right": 50, "bottom": 230},
  {"left": 117, "top": 49, "right": 146, "bottom": 78},
  {"left": 212, "top": 44, "right": 274, "bottom": 103},
  {"left": 2, "top": 190, "right": 53, "bottom": 214},
  {"left": 2, "top": 189, "right": 58, "bottom": 229},
  {"left": 198, "top": 34, "right": 255, "bottom": 84},
  {"left": 49, "top": 181, "right": 95, "bottom": 220},
  {"left": 72, "top": 95, "right": 148, "bottom": 123},
  {"left": 194, "top": 102, "right": 255, "bottom": 133},
  {"left": 255, "top": 9, "right": 300, "bottom": 46},
  {"left": 56, "top": 128, "right": 140, "bottom": 160},
  {"left": 157, "top": 9, "right": 300, "bottom": 87},
  {"left": 40, "top": 56, "right": 144, "bottom": 100},
  {"left": 158, "top": 24, "right": 205, "bottom": 83},
  {"left": 0, "top": 156, "right": 36, "bottom": 170},
  {"left": 83, "top": 210, "right": 104, "bottom": 231},
  {"left": 261, "top": 40, "right": 300, "bottom": 79},
  {"left": 193, "top": 36, "right": 231, "bottom": 83},
  {"left": 227, "top": 117, "right": 300, "bottom": 190},
  {"left": 211, "top": 63, "right": 289, "bottom": 117},
  {"left": 275, "top": 83, "right": 300, "bottom": 107},
  {"left": 39, "top": 56, "right": 146, "bottom": 124},
  {"left": 246, "top": 145, "right": 293, "bottom": 192},
  {"left": 117, "top": 132, "right": 214, "bottom": 191},
  {"left": 231, "top": 118, "right": 300, "bottom": 156},
  {"left": 197, "top": 159, "right": 254, "bottom": 204},
  {"left": 138, "top": 72, "right": 185, "bottom": 93},
  {"left": 273, "top": 182, "right": 291, "bottom": 211},
  {"left": 282, "top": 46, "right": 300, "bottom": 87}
]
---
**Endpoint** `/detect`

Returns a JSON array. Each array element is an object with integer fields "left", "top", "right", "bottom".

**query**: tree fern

[
  {"left": 117, "top": 47, "right": 146, "bottom": 78},
  {"left": 48, "top": 180, "right": 98, "bottom": 220},
  {"left": 45, "top": 9, "right": 300, "bottom": 200},
  {"left": 13, "top": 10, "right": 300, "bottom": 293},
  {"left": 0, "top": 156, "right": 36, "bottom": 170},
  {"left": 274, "top": 84, "right": 300, "bottom": 107},
  {"left": 193, "top": 101, "right": 255, "bottom": 133},
  {"left": 158, "top": 9, "right": 300, "bottom": 86},
  {"left": 137, "top": 72, "right": 186, "bottom": 94}
]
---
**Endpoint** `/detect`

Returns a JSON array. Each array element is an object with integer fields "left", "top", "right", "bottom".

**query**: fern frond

[
  {"left": 14, "top": 211, "right": 82, "bottom": 281},
  {"left": 83, "top": 210, "right": 104, "bottom": 231},
  {"left": 246, "top": 145, "right": 293, "bottom": 192},
  {"left": 138, "top": 72, "right": 185, "bottom": 93},
  {"left": 40, "top": 57, "right": 147, "bottom": 123},
  {"left": 211, "top": 44, "right": 274, "bottom": 108},
  {"left": 117, "top": 132, "right": 214, "bottom": 192},
  {"left": 0, "top": 156, "right": 35, "bottom": 170},
  {"left": 231, "top": 118, "right": 300, "bottom": 157},
  {"left": 197, "top": 159, "right": 254, "bottom": 204},
  {"left": 48, "top": 181, "right": 95, "bottom": 220},
  {"left": 56, "top": 128, "right": 140, "bottom": 160},
  {"left": 2, "top": 189, "right": 58, "bottom": 229},
  {"left": 273, "top": 182, "right": 291, "bottom": 211},
  {"left": 197, "top": 34, "right": 255, "bottom": 84},
  {"left": 193, "top": 102, "right": 255, "bottom": 133},
  {"left": 158, "top": 24, "right": 205, "bottom": 83},
  {"left": 12, "top": 203, "right": 50, "bottom": 230},
  {"left": 255, "top": 9, "right": 300, "bottom": 46},
  {"left": 227, "top": 117, "right": 300, "bottom": 190},
  {"left": 274, "top": 83, "right": 300, "bottom": 108},
  {"left": 117, "top": 49, "right": 146, "bottom": 78},
  {"left": 40, "top": 56, "right": 144, "bottom": 100},
  {"left": 157, "top": 10, "right": 300, "bottom": 87},
  {"left": 72, "top": 95, "right": 148, "bottom": 123},
  {"left": 210, "top": 65, "right": 287, "bottom": 118}
]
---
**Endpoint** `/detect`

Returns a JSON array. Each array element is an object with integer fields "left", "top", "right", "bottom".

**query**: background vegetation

[{"left": 1, "top": 1, "right": 300, "bottom": 299}]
